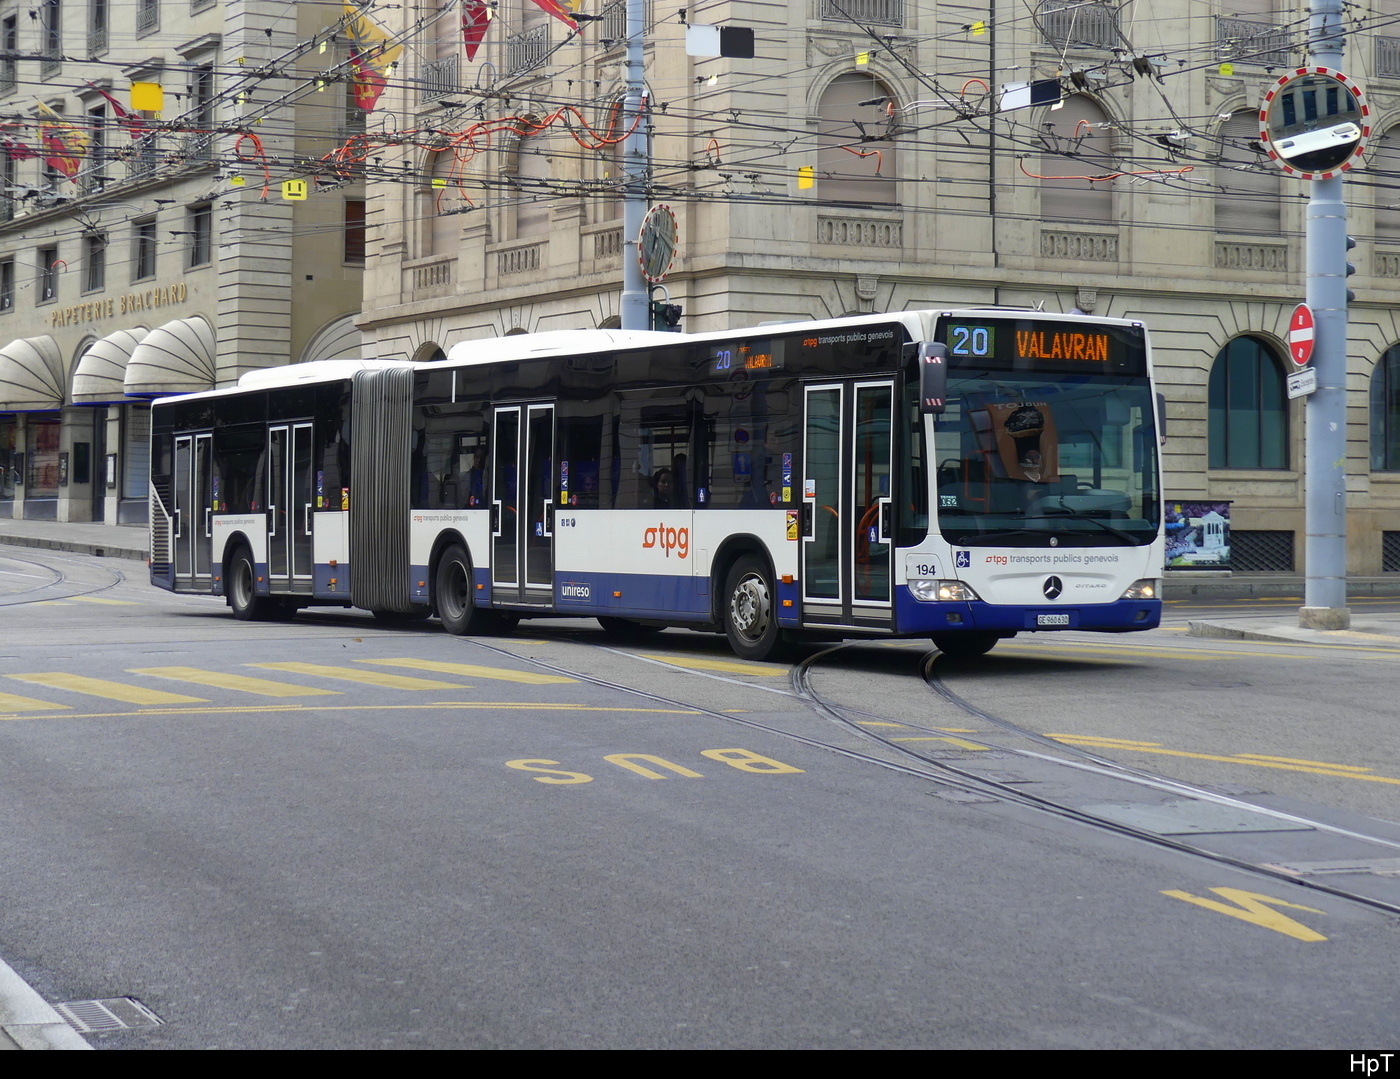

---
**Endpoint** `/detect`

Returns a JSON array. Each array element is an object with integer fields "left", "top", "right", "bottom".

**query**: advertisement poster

[{"left": 1166, "top": 501, "right": 1231, "bottom": 568}]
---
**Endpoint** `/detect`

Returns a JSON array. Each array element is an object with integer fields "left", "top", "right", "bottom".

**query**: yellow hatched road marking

[
  {"left": 0, "top": 691, "right": 70, "bottom": 714},
  {"left": 0, "top": 702, "right": 700, "bottom": 722},
  {"left": 70, "top": 597, "right": 136, "bottom": 606},
  {"left": 1048, "top": 734, "right": 1398, "bottom": 784},
  {"left": 130, "top": 667, "right": 341, "bottom": 698},
  {"left": 5, "top": 672, "right": 207, "bottom": 705},
  {"left": 356, "top": 658, "right": 575, "bottom": 684},
  {"left": 891, "top": 736, "right": 988, "bottom": 750},
  {"left": 248, "top": 661, "right": 465, "bottom": 691},
  {"left": 640, "top": 654, "right": 786, "bottom": 677}
]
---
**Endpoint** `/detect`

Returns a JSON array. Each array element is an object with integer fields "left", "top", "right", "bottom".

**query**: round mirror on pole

[{"left": 1259, "top": 67, "right": 1370, "bottom": 179}]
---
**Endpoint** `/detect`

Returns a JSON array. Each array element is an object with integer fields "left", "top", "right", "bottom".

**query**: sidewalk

[{"left": 2, "top": 516, "right": 1400, "bottom": 648}]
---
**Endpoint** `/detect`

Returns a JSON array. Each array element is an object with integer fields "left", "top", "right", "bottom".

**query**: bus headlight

[
  {"left": 909, "top": 580, "right": 981, "bottom": 602},
  {"left": 1121, "top": 578, "right": 1159, "bottom": 600}
]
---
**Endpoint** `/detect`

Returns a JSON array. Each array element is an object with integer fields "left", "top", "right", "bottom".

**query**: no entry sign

[{"left": 1289, "top": 303, "right": 1315, "bottom": 366}]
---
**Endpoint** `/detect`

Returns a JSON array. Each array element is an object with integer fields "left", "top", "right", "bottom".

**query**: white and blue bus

[{"left": 149, "top": 309, "right": 1163, "bottom": 659}]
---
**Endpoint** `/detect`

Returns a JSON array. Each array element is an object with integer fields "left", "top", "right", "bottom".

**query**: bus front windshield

[{"left": 932, "top": 374, "right": 1159, "bottom": 547}]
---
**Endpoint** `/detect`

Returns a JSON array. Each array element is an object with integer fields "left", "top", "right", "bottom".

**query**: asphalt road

[{"left": 0, "top": 552, "right": 1397, "bottom": 1048}]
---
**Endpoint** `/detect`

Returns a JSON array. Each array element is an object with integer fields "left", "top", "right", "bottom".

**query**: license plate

[{"left": 1036, "top": 613, "right": 1070, "bottom": 626}]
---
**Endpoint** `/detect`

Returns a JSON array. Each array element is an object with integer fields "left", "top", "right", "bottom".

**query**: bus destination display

[
  {"left": 711, "top": 339, "right": 780, "bottom": 374},
  {"left": 939, "top": 317, "right": 1145, "bottom": 374}
]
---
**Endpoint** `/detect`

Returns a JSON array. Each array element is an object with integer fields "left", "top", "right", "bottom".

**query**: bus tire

[
  {"left": 434, "top": 544, "right": 493, "bottom": 635},
  {"left": 931, "top": 631, "right": 1002, "bottom": 658},
  {"left": 228, "top": 545, "right": 276, "bottom": 622},
  {"left": 723, "top": 555, "right": 784, "bottom": 661}
]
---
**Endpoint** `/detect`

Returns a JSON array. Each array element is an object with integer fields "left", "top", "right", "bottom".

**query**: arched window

[
  {"left": 1370, "top": 345, "right": 1400, "bottom": 470},
  {"left": 421, "top": 149, "right": 459, "bottom": 257},
  {"left": 1371, "top": 127, "right": 1400, "bottom": 244},
  {"left": 515, "top": 135, "right": 551, "bottom": 238},
  {"left": 1216, "top": 111, "right": 1280, "bottom": 235},
  {"left": 1039, "top": 94, "right": 1113, "bottom": 223},
  {"left": 817, "top": 72, "right": 898, "bottom": 205},
  {"left": 1208, "top": 336, "right": 1289, "bottom": 469}
]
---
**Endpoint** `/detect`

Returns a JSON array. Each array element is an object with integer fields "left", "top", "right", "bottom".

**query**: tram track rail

[
  {"left": 473, "top": 629, "right": 1400, "bottom": 921},
  {"left": 0, "top": 551, "right": 127, "bottom": 607}
]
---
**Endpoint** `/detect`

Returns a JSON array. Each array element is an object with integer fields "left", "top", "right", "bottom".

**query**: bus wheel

[
  {"left": 931, "top": 631, "right": 1001, "bottom": 658},
  {"left": 723, "top": 556, "right": 784, "bottom": 661},
  {"left": 434, "top": 544, "right": 492, "bottom": 635},
  {"left": 228, "top": 546, "right": 275, "bottom": 622},
  {"left": 597, "top": 616, "right": 662, "bottom": 639}
]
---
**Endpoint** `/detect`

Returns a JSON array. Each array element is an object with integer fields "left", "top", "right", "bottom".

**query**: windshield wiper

[{"left": 1023, "top": 511, "right": 1139, "bottom": 545}]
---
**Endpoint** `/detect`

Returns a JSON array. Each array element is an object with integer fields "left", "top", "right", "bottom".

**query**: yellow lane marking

[
  {"left": 1233, "top": 753, "right": 1374, "bottom": 772},
  {"left": 0, "top": 703, "right": 701, "bottom": 722},
  {"left": 639, "top": 653, "right": 787, "bottom": 677},
  {"left": 1049, "top": 735, "right": 1400, "bottom": 784},
  {"left": 857, "top": 721, "right": 908, "bottom": 728},
  {"left": 70, "top": 597, "right": 136, "bottom": 606},
  {"left": 1162, "top": 888, "right": 1327, "bottom": 942},
  {"left": 356, "top": 658, "right": 575, "bottom": 684},
  {"left": 248, "top": 662, "right": 465, "bottom": 690},
  {"left": 0, "top": 691, "right": 70, "bottom": 713},
  {"left": 5, "top": 672, "right": 207, "bottom": 705},
  {"left": 130, "top": 667, "right": 341, "bottom": 698},
  {"left": 32, "top": 601, "right": 74, "bottom": 606},
  {"left": 891, "top": 736, "right": 988, "bottom": 750}
]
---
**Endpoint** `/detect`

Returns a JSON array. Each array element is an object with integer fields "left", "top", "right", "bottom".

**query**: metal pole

[
  {"left": 619, "top": 0, "right": 648, "bottom": 330},
  {"left": 1300, "top": 0, "right": 1350, "bottom": 629}
]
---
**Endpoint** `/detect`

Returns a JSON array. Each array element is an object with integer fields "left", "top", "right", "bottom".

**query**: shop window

[
  {"left": 1208, "top": 336, "right": 1289, "bottom": 469},
  {"left": 1370, "top": 344, "right": 1400, "bottom": 470}
]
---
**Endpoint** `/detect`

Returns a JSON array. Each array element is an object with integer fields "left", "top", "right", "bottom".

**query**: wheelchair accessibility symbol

[{"left": 955, "top": 550, "right": 971, "bottom": 569}]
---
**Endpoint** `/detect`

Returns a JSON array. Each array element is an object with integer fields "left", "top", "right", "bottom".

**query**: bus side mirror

[{"left": 918, "top": 343, "right": 948, "bottom": 415}]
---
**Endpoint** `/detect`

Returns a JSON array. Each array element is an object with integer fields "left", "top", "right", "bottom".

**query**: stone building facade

[
  {"left": 355, "top": 3, "right": 1400, "bottom": 574},
  {"left": 0, "top": 0, "right": 366, "bottom": 524}
]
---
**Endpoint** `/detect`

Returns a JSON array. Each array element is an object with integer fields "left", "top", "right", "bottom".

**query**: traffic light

[
  {"left": 651, "top": 301, "right": 682, "bottom": 332},
  {"left": 1346, "top": 235, "right": 1357, "bottom": 304}
]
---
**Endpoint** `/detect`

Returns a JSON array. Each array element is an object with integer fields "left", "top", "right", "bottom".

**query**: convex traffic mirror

[{"left": 1259, "top": 68, "right": 1370, "bottom": 179}]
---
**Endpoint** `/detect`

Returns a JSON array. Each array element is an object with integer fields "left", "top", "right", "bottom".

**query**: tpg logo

[
  {"left": 984, "top": 555, "right": 1008, "bottom": 566},
  {"left": 955, "top": 550, "right": 970, "bottom": 569},
  {"left": 643, "top": 524, "right": 689, "bottom": 559}
]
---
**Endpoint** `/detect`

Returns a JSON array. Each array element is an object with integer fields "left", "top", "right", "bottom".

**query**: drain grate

[{"left": 54, "top": 997, "right": 163, "bottom": 1034}]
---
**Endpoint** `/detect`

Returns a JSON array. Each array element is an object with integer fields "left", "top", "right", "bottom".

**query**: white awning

[
  {"left": 300, "top": 313, "right": 365, "bottom": 362},
  {"left": 0, "top": 335, "right": 65, "bottom": 412},
  {"left": 124, "top": 316, "right": 216, "bottom": 398},
  {"left": 71, "top": 327, "right": 148, "bottom": 405}
]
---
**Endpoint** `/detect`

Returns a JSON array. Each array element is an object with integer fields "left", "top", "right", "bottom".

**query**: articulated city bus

[{"left": 150, "top": 309, "right": 1163, "bottom": 659}]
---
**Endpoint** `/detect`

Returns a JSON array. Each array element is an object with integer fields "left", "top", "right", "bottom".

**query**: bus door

[
  {"left": 266, "top": 422, "right": 314, "bottom": 592},
  {"left": 801, "top": 381, "right": 894, "bottom": 628},
  {"left": 172, "top": 432, "right": 212, "bottom": 589},
  {"left": 491, "top": 403, "right": 554, "bottom": 606}
]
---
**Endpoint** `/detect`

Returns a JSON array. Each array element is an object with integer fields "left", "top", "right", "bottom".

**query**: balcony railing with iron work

[
  {"left": 421, "top": 55, "right": 459, "bottom": 103},
  {"left": 1035, "top": 0, "right": 1120, "bottom": 51},
  {"left": 507, "top": 26, "right": 549, "bottom": 75},
  {"left": 88, "top": 27, "right": 107, "bottom": 56},
  {"left": 599, "top": 0, "right": 656, "bottom": 43},
  {"left": 1216, "top": 17, "right": 1292, "bottom": 67},
  {"left": 1377, "top": 36, "right": 1400, "bottom": 79},
  {"left": 137, "top": 1, "right": 160, "bottom": 37},
  {"left": 0, "top": 62, "right": 14, "bottom": 97},
  {"left": 819, "top": 0, "right": 904, "bottom": 29}
]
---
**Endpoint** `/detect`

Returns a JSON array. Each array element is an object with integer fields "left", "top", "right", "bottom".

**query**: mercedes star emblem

[{"left": 1043, "top": 576, "right": 1064, "bottom": 600}]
